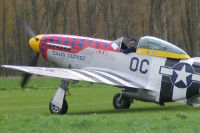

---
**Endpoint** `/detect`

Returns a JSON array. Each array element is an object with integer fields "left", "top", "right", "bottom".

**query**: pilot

[{"left": 123, "top": 37, "right": 137, "bottom": 54}]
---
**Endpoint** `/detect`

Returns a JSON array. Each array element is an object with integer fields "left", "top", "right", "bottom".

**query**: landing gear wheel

[
  {"left": 113, "top": 93, "right": 131, "bottom": 109},
  {"left": 49, "top": 99, "right": 68, "bottom": 114}
]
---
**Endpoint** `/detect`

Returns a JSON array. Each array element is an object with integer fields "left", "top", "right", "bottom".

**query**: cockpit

[
  {"left": 111, "top": 36, "right": 190, "bottom": 59},
  {"left": 110, "top": 37, "right": 128, "bottom": 50}
]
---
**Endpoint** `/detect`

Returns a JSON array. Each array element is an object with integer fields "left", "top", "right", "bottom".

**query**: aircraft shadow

[{"left": 68, "top": 105, "right": 200, "bottom": 115}]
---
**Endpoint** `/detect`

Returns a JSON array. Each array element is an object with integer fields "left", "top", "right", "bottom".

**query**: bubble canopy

[
  {"left": 111, "top": 36, "right": 189, "bottom": 59},
  {"left": 136, "top": 36, "right": 190, "bottom": 59}
]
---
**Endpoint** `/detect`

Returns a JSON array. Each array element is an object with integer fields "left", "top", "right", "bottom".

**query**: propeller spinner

[{"left": 29, "top": 35, "right": 42, "bottom": 53}]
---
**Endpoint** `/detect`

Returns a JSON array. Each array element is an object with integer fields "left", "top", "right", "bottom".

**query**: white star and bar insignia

[{"left": 159, "top": 62, "right": 200, "bottom": 88}]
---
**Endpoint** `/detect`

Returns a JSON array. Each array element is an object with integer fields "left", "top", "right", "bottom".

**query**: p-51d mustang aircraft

[{"left": 2, "top": 30, "right": 200, "bottom": 114}]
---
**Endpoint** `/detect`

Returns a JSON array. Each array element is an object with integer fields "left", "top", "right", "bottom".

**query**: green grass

[{"left": 0, "top": 77, "right": 200, "bottom": 132}]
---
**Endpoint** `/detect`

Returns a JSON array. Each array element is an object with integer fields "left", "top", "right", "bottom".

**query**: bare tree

[
  {"left": 149, "top": 0, "right": 154, "bottom": 35},
  {"left": 31, "top": 0, "right": 38, "bottom": 33},
  {"left": 110, "top": 0, "right": 122, "bottom": 39},
  {"left": 62, "top": 0, "right": 69, "bottom": 34},
  {"left": 76, "top": 0, "right": 82, "bottom": 35},
  {"left": 101, "top": 0, "right": 110, "bottom": 39},
  {"left": 2, "top": 0, "right": 7, "bottom": 76},
  {"left": 12, "top": 0, "right": 23, "bottom": 65},
  {"left": 181, "top": 0, "right": 200, "bottom": 57}
]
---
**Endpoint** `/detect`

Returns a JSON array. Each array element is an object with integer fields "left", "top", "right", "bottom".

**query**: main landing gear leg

[{"left": 49, "top": 80, "right": 69, "bottom": 114}]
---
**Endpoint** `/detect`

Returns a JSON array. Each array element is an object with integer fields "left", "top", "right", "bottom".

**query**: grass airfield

[{"left": 0, "top": 77, "right": 200, "bottom": 132}]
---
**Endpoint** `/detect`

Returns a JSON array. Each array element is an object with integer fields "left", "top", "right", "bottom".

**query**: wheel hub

[
  {"left": 116, "top": 98, "right": 124, "bottom": 105},
  {"left": 50, "top": 103, "right": 61, "bottom": 113}
]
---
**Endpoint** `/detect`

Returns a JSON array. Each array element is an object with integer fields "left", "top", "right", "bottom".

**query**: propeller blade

[
  {"left": 29, "top": 52, "right": 40, "bottom": 66},
  {"left": 17, "top": 18, "right": 35, "bottom": 37},
  {"left": 21, "top": 73, "right": 31, "bottom": 88},
  {"left": 21, "top": 53, "right": 40, "bottom": 88}
]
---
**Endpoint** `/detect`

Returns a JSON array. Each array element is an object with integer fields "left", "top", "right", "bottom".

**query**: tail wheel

[
  {"left": 49, "top": 99, "right": 68, "bottom": 114},
  {"left": 113, "top": 93, "right": 131, "bottom": 109}
]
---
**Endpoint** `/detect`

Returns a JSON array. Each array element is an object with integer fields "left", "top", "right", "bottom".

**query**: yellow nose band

[{"left": 29, "top": 35, "right": 43, "bottom": 52}]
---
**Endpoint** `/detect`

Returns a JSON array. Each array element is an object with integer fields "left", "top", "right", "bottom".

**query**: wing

[{"left": 2, "top": 65, "right": 141, "bottom": 89}]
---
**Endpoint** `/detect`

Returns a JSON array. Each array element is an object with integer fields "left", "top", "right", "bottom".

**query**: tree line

[{"left": 0, "top": 0, "right": 200, "bottom": 76}]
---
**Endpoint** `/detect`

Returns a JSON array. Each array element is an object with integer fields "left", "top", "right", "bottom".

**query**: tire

[
  {"left": 113, "top": 93, "right": 131, "bottom": 109},
  {"left": 49, "top": 99, "right": 68, "bottom": 114}
]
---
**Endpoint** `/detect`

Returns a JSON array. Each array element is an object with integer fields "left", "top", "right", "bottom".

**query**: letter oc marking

[
  {"left": 130, "top": 57, "right": 149, "bottom": 74},
  {"left": 140, "top": 59, "right": 149, "bottom": 74},
  {"left": 130, "top": 57, "right": 139, "bottom": 71}
]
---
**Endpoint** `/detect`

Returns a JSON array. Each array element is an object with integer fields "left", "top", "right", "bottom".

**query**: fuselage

[{"left": 35, "top": 34, "right": 200, "bottom": 104}]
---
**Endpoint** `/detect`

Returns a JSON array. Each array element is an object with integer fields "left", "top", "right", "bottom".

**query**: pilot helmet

[{"left": 129, "top": 36, "right": 137, "bottom": 44}]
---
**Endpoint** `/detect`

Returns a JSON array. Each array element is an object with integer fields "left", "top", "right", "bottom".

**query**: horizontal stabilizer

[{"left": 176, "top": 97, "right": 200, "bottom": 107}]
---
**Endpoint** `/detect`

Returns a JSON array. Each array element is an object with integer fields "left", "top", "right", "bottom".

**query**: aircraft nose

[{"left": 29, "top": 35, "right": 43, "bottom": 52}]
